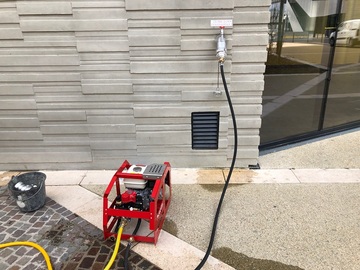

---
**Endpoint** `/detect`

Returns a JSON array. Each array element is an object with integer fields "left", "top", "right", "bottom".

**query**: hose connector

[
  {"left": 216, "top": 27, "right": 227, "bottom": 63},
  {"left": 121, "top": 217, "right": 129, "bottom": 227}
]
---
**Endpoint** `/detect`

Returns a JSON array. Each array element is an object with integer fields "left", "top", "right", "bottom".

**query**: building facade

[{"left": 0, "top": 0, "right": 270, "bottom": 169}]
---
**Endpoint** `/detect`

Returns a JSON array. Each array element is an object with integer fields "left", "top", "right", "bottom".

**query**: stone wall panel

[{"left": 0, "top": 0, "right": 269, "bottom": 169}]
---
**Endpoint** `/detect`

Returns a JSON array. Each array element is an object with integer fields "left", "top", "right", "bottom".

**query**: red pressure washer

[{"left": 103, "top": 160, "right": 171, "bottom": 244}]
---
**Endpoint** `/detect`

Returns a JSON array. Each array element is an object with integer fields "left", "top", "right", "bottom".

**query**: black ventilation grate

[{"left": 191, "top": 111, "right": 220, "bottom": 150}]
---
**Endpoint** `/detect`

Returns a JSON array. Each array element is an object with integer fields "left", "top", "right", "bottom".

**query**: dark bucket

[{"left": 8, "top": 172, "right": 47, "bottom": 212}]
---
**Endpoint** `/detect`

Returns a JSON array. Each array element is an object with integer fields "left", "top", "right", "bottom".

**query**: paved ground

[
  {"left": 0, "top": 187, "right": 159, "bottom": 270},
  {"left": 0, "top": 128, "right": 359, "bottom": 270},
  {"left": 165, "top": 183, "right": 360, "bottom": 270},
  {"left": 259, "top": 127, "right": 360, "bottom": 169}
]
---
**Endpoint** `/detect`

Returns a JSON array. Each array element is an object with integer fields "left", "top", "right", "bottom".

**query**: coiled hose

[
  {"left": 0, "top": 241, "right": 53, "bottom": 270},
  {"left": 194, "top": 63, "right": 238, "bottom": 269}
]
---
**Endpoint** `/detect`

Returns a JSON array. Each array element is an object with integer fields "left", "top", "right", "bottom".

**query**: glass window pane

[
  {"left": 261, "top": 0, "right": 336, "bottom": 144},
  {"left": 324, "top": 1, "right": 360, "bottom": 128}
]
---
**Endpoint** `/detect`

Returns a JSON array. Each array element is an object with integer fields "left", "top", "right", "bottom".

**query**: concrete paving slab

[
  {"left": 133, "top": 231, "right": 235, "bottom": 270},
  {"left": 293, "top": 169, "right": 360, "bottom": 183},
  {"left": 224, "top": 169, "right": 300, "bottom": 183},
  {"left": 82, "top": 184, "right": 116, "bottom": 201},
  {"left": 80, "top": 170, "right": 116, "bottom": 185},
  {"left": 43, "top": 170, "right": 87, "bottom": 185},
  {"left": 80, "top": 168, "right": 225, "bottom": 185},
  {"left": 73, "top": 195, "right": 103, "bottom": 229},
  {"left": 0, "top": 171, "right": 22, "bottom": 186},
  {"left": 171, "top": 168, "right": 198, "bottom": 184},
  {"left": 0, "top": 174, "right": 10, "bottom": 187},
  {"left": 197, "top": 169, "right": 225, "bottom": 184},
  {"left": 46, "top": 185, "right": 98, "bottom": 213}
]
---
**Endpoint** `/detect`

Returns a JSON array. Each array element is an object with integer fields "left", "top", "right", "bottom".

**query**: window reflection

[
  {"left": 330, "top": 19, "right": 360, "bottom": 47},
  {"left": 261, "top": 0, "right": 360, "bottom": 146}
]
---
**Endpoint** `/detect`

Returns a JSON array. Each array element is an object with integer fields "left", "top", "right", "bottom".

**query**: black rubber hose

[
  {"left": 195, "top": 63, "right": 238, "bottom": 270},
  {"left": 124, "top": 219, "right": 142, "bottom": 270}
]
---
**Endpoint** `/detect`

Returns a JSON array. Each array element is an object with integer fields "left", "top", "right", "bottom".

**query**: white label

[{"left": 211, "top": 19, "right": 233, "bottom": 27}]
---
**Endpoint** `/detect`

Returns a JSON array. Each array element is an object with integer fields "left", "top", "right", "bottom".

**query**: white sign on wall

[{"left": 210, "top": 19, "right": 233, "bottom": 27}]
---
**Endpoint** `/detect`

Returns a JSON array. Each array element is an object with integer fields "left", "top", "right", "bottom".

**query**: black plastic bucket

[{"left": 8, "top": 172, "right": 47, "bottom": 212}]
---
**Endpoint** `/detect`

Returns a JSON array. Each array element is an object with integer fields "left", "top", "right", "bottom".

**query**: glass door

[
  {"left": 323, "top": 0, "right": 360, "bottom": 128},
  {"left": 261, "top": 0, "right": 345, "bottom": 146}
]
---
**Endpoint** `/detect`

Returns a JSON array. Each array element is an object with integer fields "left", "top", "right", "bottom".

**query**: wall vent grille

[{"left": 191, "top": 111, "right": 220, "bottom": 150}]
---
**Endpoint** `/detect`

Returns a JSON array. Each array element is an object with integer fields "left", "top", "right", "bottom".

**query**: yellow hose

[
  {"left": 104, "top": 222, "right": 125, "bottom": 270},
  {"left": 0, "top": 241, "right": 53, "bottom": 270}
]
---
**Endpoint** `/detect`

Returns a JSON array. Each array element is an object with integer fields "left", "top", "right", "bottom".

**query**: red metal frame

[{"left": 103, "top": 160, "right": 171, "bottom": 244}]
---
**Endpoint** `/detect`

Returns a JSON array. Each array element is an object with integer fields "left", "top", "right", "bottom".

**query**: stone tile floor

[{"left": 0, "top": 188, "right": 160, "bottom": 270}]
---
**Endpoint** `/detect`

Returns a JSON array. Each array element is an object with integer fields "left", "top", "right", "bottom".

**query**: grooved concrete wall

[{"left": 0, "top": 0, "right": 270, "bottom": 170}]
